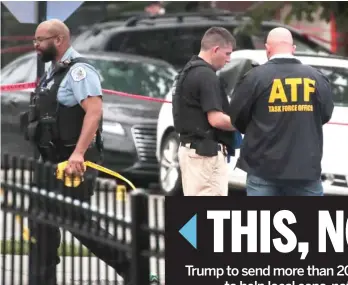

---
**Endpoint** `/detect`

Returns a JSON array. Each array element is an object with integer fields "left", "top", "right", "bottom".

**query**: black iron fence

[{"left": 1, "top": 154, "right": 165, "bottom": 285}]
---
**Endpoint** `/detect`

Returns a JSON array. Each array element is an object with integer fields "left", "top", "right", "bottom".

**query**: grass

[{"left": 0, "top": 240, "right": 94, "bottom": 257}]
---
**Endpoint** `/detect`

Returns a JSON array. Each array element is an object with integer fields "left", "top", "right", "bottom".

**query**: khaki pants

[{"left": 178, "top": 144, "right": 229, "bottom": 196}]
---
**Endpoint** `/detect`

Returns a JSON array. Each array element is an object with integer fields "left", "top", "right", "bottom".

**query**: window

[
  {"left": 106, "top": 25, "right": 260, "bottom": 69},
  {"left": 251, "top": 28, "right": 331, "bottom": 54},
  {"left": 88, "top": 58, "right": 177, "bottom": 100},
  {"left": 1, "top": 57, "right": 36, "bottom": 84},
  {"left": 315, "top": 65, "right": 348, "bottom": 107},
  {"left": 251, "top": 33, "right": 320, "bottom": 53},
  {"left": 106, "top": 27, "right": 209, "bottom": 69}
]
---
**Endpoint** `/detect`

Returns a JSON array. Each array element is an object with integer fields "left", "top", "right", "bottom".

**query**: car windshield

[
  {"left": 87, "top": 58, "right": 177, "bottom": 99},
  {"left": 315, "top": 65, "right": 348, "bottom": 107}
]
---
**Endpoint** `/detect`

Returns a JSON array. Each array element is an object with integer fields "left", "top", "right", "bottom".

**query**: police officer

[
  {"left": 228, "top": 27, "right": 334, "bottom": 196},
  {"left": 172, "top": 27, "right": 237, "bottom": 196},
  {"left": 25, "top": 19, "right": 129, "bottom": 284}
]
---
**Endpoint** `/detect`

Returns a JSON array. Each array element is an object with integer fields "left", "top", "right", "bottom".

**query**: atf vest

[
  {"left": 26, "top": 57, "right": 103, "bottom": 162},
  {"left": 172, "top": 59, "right": 215, "bottom": 140}
]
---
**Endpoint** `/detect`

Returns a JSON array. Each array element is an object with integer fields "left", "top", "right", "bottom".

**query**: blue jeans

[{"left": 246, "top": 174, "right": 324, "bottom": 196}]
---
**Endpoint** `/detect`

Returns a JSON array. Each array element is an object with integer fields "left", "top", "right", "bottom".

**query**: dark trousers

[
  {"left": 28, "top": 162, "right": 130, "bottom": 285},
  {"left": 246, "top": 174, "right": 324, "bottom": 196}
]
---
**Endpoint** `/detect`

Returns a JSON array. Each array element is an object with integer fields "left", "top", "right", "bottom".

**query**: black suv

[{"left": 72, "top": 11, "right": 332, "bottom": 70}]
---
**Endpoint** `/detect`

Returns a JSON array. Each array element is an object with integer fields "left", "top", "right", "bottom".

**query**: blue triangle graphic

[{"left": 179, "top": 214, "right": 197, "bottom": 249}]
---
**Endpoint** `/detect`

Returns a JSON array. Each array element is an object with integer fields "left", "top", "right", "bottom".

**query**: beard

[{"left": 38, "top": 43, "right": 57, "bottom": 62}]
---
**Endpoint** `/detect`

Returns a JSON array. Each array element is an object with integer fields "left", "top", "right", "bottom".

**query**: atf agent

[
  {"left": 22, "top": 19, "right": 130, "bottom": 284},
  {"left": 228, "top": 27, "right": 334, "bottom": 196},
  {"left": 172, "top": 27, "right": 237, "bottom": 196}
]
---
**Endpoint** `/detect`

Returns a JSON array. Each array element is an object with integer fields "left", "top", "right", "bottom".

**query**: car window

[
  {"left": 251, "top": 29, "right": 330, "bottom": 54},
  {"left": 251, "top": 34, "right": 319, "bottom": 53},
  {"left": 232, "top": 32, "right": 255, "bottom": 50},
  {"left": 1, "top": 63, "right": 17, "bottom": 83},
  {"left": 1, "top": 57, "right": 36, "bottom": 84},
  {"left": 74, "top": 28, "right": 123, "bottom": 51},
  {"left": 315, "top": 66, "right": 348, "bottom": 107},
  {"left": 107, "top": 26, "right": 256, "bottom": 69},
  {"left": 106, "top": 27, "right": 210, "bottom": 69},
  {"left": 73, "top": 31, "right": 96, "bottom": 51},
  {"left": 87, "top": 58, "right": 177, "bottom": 99}
]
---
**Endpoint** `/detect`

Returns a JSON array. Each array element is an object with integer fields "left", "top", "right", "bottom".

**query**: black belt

[{"left": 180, "top": 142, "right": 224, "bottom": 152}]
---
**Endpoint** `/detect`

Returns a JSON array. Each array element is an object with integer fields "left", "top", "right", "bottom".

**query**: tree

[{"left": 246, "top": 2, "right": 348, "bottom": 56}]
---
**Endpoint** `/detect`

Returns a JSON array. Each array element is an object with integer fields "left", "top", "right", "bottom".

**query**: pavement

[{"left": 1, "top": 168, "right": 165, "bottom": 285}]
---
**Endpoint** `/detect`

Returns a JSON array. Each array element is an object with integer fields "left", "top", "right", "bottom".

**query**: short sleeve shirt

[
  {"left": 183, "top": 56, "right": 223, "bottom": 113},
  {"left": 46, "top": 47, "right": 102, "bottom": 107}
]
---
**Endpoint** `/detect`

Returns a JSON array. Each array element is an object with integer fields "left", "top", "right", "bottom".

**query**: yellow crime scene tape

[
  {"left": 56, "top": 160, "right": 136, "bottom": 191},
  {"left": 1, "top": 161, "right": 136, "bottom": 242}
]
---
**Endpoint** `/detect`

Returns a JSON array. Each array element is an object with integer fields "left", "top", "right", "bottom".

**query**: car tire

[{"left": 159, "top": 132, "right": 183, "bottom": 196}]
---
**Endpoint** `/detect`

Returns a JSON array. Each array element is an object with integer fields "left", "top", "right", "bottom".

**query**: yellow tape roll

[
  {"left": 2, "top": 161, "right": 136, "bottom": 244},
  {"left": 56, "top": 161, "right": 136, "bottom": 190},
  {"left": 56, "top": 161, "right": 84, "bottom": 187}
]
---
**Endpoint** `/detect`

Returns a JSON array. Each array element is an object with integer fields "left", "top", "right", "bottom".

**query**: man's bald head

[
  {"left": 34, "top": 19, "right": 71, "bottom": 62},
  {"left": 265, "top": 27, "right": 296, "bottom": 60},
  {"left": 36, "top": 19, "right": 70, "bottom": 41}
]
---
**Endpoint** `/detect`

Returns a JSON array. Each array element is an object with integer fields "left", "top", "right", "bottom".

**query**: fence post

[{"left": 130, "top": 189, "right": 150, "bottom": 285}]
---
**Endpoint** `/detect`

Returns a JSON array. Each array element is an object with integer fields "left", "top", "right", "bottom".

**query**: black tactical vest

[
  {"left": 25, "top": 57, "right": 103, "bottom": 163},
  {"left": 172, "top": 59, "right": 215, "bottom": 140},
  {"left": 172, "top": 58, "right": 237, "bottom": 155}
]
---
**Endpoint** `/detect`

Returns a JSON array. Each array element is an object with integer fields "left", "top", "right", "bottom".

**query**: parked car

[
  {"left": 1, "top": 51, "right": 177, "bottom": 187},
  {"left": 156, "top": 50, "right": 348, "bottom": 195},
  {"left": 72, "top": 11, "right": 332, "bottom": 70}
]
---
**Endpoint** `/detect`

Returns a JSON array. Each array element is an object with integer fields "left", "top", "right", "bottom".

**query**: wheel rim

[{"left": 160, "top": 138, "right": 180, "bottom": 193}]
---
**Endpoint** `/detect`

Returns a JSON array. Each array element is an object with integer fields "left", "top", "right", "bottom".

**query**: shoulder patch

[{"left": 71, "top": 66, "right": 87, "bottom": 82}]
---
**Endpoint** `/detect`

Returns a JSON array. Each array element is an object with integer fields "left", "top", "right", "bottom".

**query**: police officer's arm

[
  {"left": 316, "top": 71, "right": 334, "bottom": 124},
  {"left": 198, "top": 69, "right": 235, "bottom": 131},
  {"left": 69, "top": 64, "right": 103, "bottom": 156},
  {"left": 228, "top": 71, "right": 256, "bottom": 134}
]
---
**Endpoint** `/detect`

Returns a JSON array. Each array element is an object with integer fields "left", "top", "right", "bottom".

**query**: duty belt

[{"left": 180, "top": 142, "right": 228, "bottom": 156}]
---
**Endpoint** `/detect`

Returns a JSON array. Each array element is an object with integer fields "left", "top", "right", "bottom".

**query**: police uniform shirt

[
  {"left": 178, "top": 55, "right": 226, "bottom": 143},
  {"left": 228, "top": 55, "right": 334, "bottom": 181},
  {"left": 46, "top": 47, "right": 102, "bottom": 106}
]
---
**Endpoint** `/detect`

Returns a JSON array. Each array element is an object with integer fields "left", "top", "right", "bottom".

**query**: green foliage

[
  {"left": 236, "top": 2, "right": 283, "bottom": 35},
  {"left": 246, "top": 2, "right": 348, "bottom": 32},
  {"left": 283, "top": 2, "right": 348, "bottom": 31}
]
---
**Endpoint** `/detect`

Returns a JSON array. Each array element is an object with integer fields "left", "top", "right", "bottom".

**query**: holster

[
  {"left": 27, "top": 121, "right": 39, "bottom": 142},
  {"left": 38, "top": 143, "right": 59, "bottom": 163},
  {"left": 195, "top": 139, "right": 219, "bottom": 157},
  {"left": 216, "top": 129, "right": 236, "bottom": 157},
  {"left": 20, "top": 100, "right": 41, "bottom": 142},
  {"left": 226, "top": 145, "right": 236, "bottom": 157},
  {"left": 34, "top": 116, "right": 59, "bottom": 162}
]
